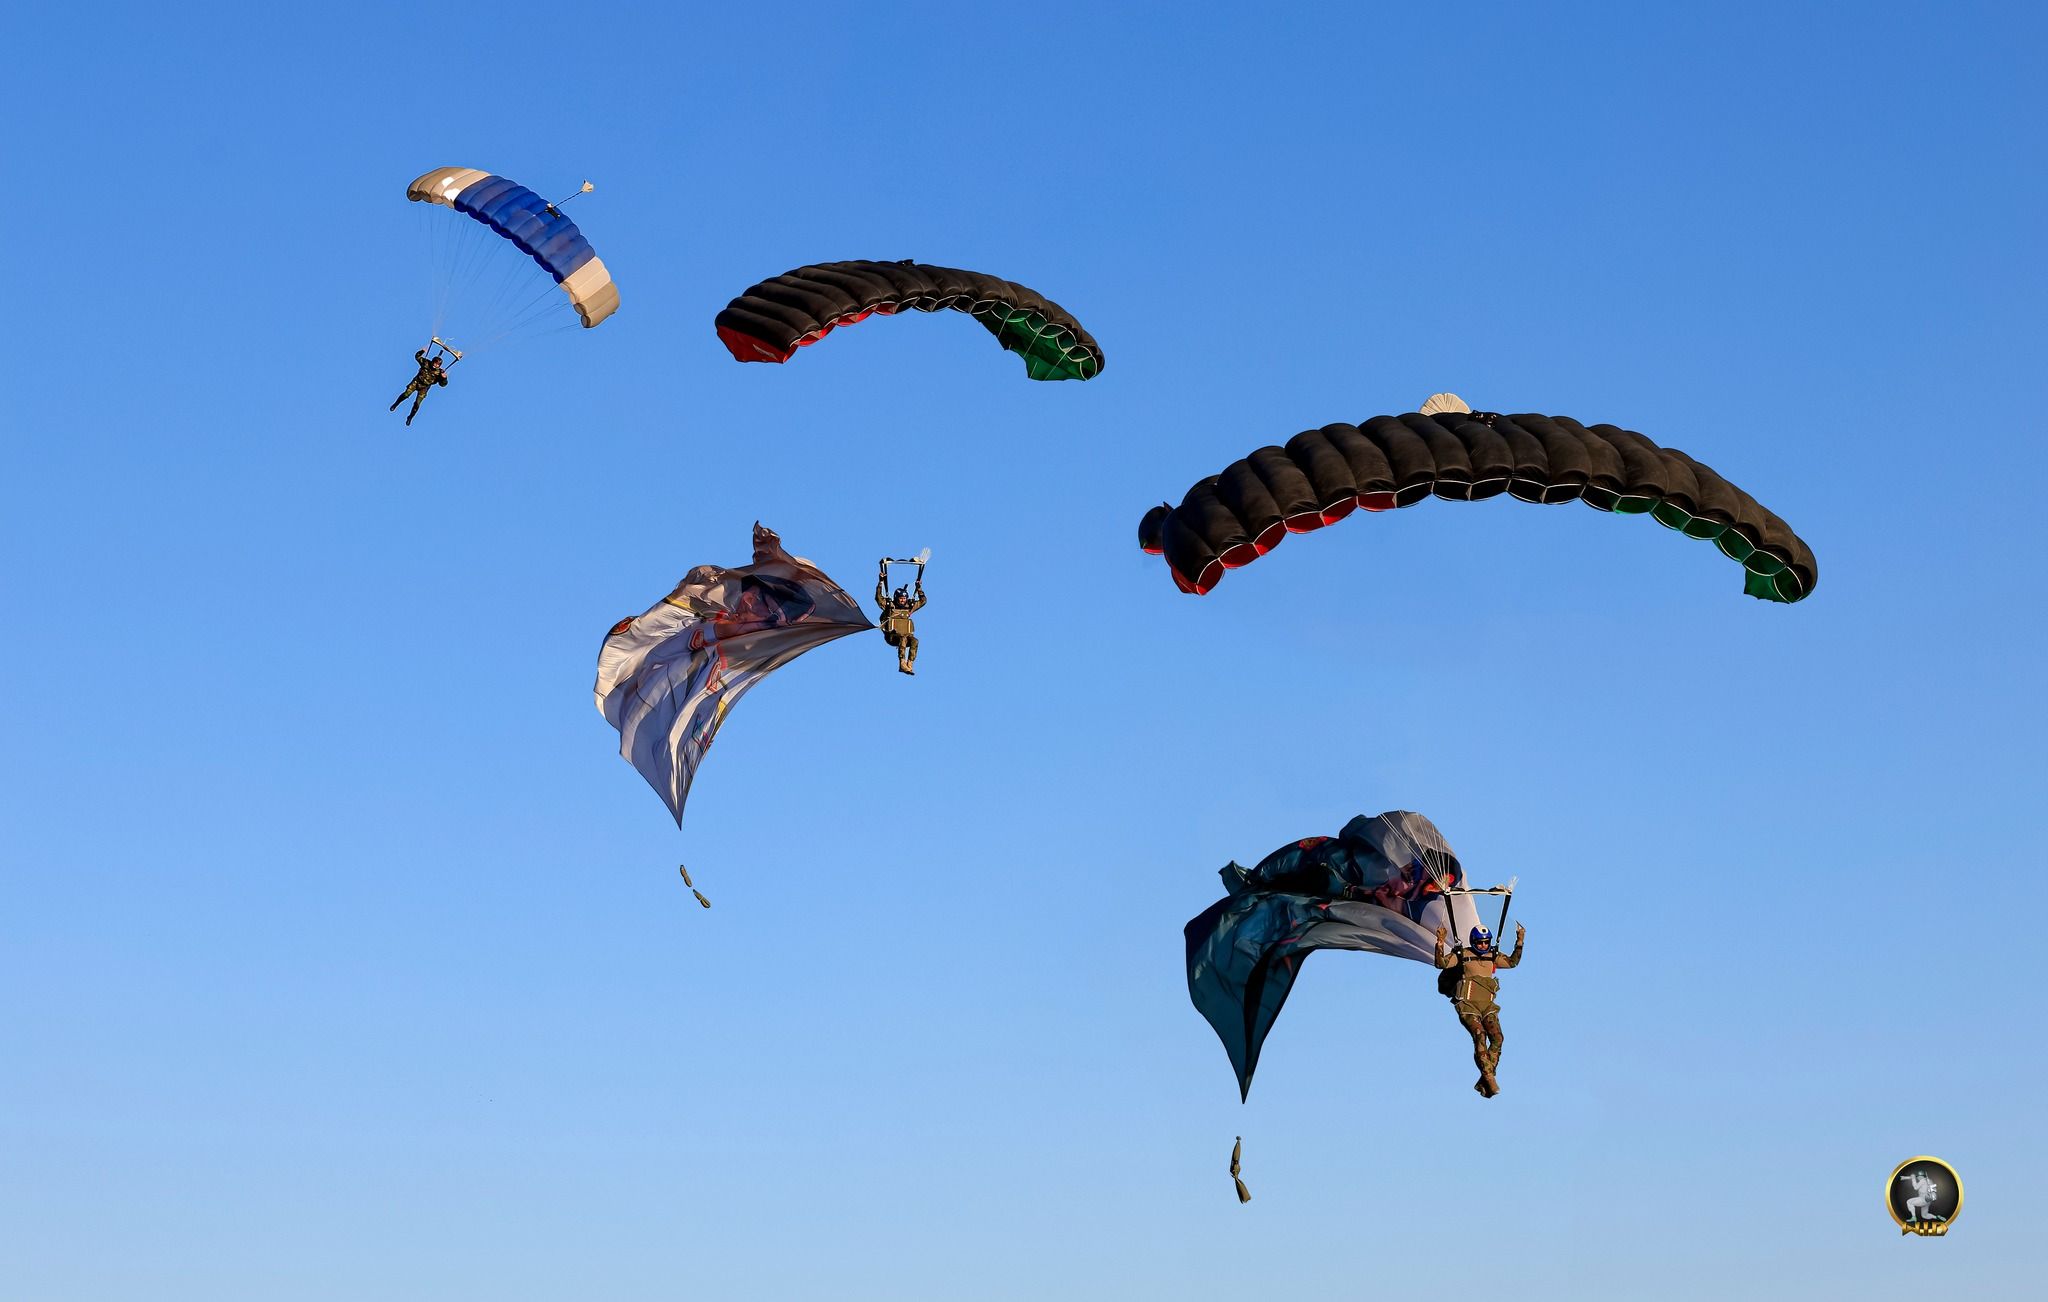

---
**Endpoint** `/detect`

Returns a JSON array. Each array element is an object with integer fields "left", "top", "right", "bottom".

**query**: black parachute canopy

[
  {"left": 1138, "top": 409, "right": 1816, "bottom": 602},
  {"left": 715, "top": 259, "right": 1103, "bottom": 381}
]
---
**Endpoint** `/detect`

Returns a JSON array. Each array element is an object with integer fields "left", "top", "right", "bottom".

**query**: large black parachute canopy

[
  {"left": 716, "top": 259, "right": 1104, "bottom": 381},
  {"left": 1138, "top": 394, "right": 1816, "bottom": 602}
]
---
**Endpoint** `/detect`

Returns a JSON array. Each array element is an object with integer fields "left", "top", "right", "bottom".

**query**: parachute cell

[
  {"left": 715, "top": 260, "right": 1103, "bottom": 381},
  {"left": 1138, "top": 408, "right": 1816, "bottom": 602}
]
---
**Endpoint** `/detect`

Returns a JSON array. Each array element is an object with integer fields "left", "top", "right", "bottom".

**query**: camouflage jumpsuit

[
  {"left": 1434, "top": 934, "right": 1521, "bottom": 1095},
  {"left": 391, "top": 350, "right": 448, "bottom": 425},
  {"left": 875, "top": 577, "right": 926, "bottom": 673}
]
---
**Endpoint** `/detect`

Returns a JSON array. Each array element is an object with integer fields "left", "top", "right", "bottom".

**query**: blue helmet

[{"left": 1469, "top": 925, "right": 1493, "bottom": 951}]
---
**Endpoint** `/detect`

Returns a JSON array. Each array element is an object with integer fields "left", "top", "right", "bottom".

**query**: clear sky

[{"left": 3, "top": 2, "right": 2043, "bottom": 1298}]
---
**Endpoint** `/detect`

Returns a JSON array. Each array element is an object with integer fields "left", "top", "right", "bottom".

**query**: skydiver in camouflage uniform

[
  {"left": 875, "top": 560, "right": 926, "bottom": 674},
  {"left": 389, "top": 348, "right": 450, "bottom": 426},
  {"left": 1434, "top": 921, "right": 1524, "bottom": 1098}
]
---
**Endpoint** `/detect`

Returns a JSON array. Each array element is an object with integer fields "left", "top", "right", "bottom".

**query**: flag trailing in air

[
  {"left": 1186, "top": 812, "right": 1497, "bottom": 1100},
  {"left": 594, "top": 525, "right": 873, "bottom": 825}
]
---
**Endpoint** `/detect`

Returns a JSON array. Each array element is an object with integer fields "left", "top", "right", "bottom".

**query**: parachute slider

[
  {"left": 1230, "top": 1136, "right": 1251, "bottom": 1204},
  {"left": 428, "top": 335, "right": 463, "bottom": 363}
]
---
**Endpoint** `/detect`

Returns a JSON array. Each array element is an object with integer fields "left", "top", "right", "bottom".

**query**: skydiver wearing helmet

[
  {"left": 1434, "top": 921, "right": 1525, "bottom": 1097},
  {"left": 875, "top": 560, "right": 926, "bottom": 674},
  {"left": 389, "top": 346, "right": 452, "bottom": 426}
]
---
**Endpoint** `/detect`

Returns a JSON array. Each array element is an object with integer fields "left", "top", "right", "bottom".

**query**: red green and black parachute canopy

[
  {"left": 1137, "top": 396, "right": 1817, "bottom": 603},
  {"left": 715, "top": 259, "right": 1103, "bottom": 381}
]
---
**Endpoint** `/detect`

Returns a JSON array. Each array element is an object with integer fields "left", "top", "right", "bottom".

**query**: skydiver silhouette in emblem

[{"left": 1901, "top": 1171, "right": 1943, "bottom": 1223}]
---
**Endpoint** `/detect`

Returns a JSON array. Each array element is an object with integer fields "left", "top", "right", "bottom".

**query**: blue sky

[{"left": 3, "top": 2, "right": 2043, "bottom": 1298}]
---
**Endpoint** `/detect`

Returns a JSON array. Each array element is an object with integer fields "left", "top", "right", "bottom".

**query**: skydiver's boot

[{"left": 1476, "top": 1038, "right": 1502, "bottom": 1096}]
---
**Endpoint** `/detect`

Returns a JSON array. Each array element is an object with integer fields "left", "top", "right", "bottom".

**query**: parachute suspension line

[
  {"left": 486, "top": 276, "right": 575, "bottom": 345},
  {"left": 470, "top": 285, "right": 575, "bottom": 353},
  {"left": 1420, "top": 858, "right": 1452, "bottom": 947},
  {"left": 423, "top": 206, "right": 446, "bottom": 339},
  {"left": 1412, "top": 830, "right": 1481, "bottom": 949},
  {"left": 429, "top": 221, "right": 580, "bottom": 356},
  {"left": 477, "top": 315, "right": 577, "bottom": 355},
  {"left": 473, "top": 225, "right": 582, "bottom": 344},
  {"left": 468, "top": 235, "right": 535, "bottom": 340},
  {"left": 430, "top": 215, "right": 507, "bottom": 343},
  {"left": 423, "top": 204, "right": 481, "bottom": 342},
  {"left": 438, "top": 217, "right": 494, "bottom": 319},
  {"left": 454, "top": 218, "right": 534, "bottom": 334},
  {"left": 1378, "top": 811, "right": 1459, "bottom": 938}
]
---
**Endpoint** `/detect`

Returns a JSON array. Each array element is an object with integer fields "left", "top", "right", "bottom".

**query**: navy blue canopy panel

[{"left": 408, "top": 167, "right": 619, "bottom": 327}]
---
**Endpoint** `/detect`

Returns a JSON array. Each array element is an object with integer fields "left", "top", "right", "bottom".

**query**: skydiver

[
  {"left": 875, "top": 560, "right": 926, "bottom": 675},
  {"left": 389, "top": 347, "right": 451, "bottom": 426},
  {"left": 1434, "top": 921, "right": 1524, "bottom": 1098},
  {"left": 1901, "top": 1171, "right": 1941, "bottom": 1223}
]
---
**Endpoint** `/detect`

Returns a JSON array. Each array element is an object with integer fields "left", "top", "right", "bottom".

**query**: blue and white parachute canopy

[{"left": 408, "top": 167, "right": 619, "bottom": 328}]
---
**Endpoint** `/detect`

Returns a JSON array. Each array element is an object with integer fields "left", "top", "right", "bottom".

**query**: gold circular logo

[{"left": 1886, "top": 1156, "right": 1962, "bottom": 1236}]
